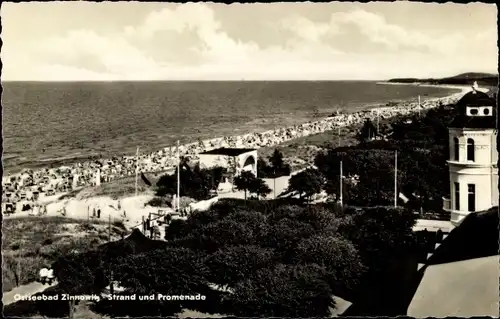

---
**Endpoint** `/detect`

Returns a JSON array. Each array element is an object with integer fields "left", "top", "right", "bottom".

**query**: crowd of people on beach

[{"left": 2, "top": 91, "right": 464, "bottom": 212}]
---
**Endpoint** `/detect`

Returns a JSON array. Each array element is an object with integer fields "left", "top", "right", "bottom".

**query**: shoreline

[
  {"left": 376, "top": 81, "right": 472, "bottom": 92},
  {"left": 376, "top": 81, "right": 489, "bottom": 93},
  {"left": 2, "top": 84, "right": 472, "bottom": 205},
  {"left": 4, "top": 83, "right": 467, "bottom": 173}
]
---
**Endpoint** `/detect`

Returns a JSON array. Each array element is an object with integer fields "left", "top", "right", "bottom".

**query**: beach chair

[
  {"left": 29, "top": 206, "right": 37, "bottom": 216},
  {"left": 58, "top": 207, "right": 66, "bottom": 216},
  {"left": 39, "top": 268, "right": 49, "bottom": 284},
  {"left": 46, "top": 269, "right": 55, "bottom": 285}
]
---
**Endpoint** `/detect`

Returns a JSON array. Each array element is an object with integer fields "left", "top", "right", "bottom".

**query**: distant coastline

[
  {"left": 385, "top": 72, "right": 498, "bottom": 87},
  {"left": 377, "top": 81, "right": 470, "bottom": 92}
]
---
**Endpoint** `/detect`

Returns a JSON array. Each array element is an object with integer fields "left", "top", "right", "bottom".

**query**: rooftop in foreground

[
  {"left": 199, "top": 147, "right": 256, "bottom": 156},
  {"left": 408, "top": 255, "right": 500, "bottom": 318}
]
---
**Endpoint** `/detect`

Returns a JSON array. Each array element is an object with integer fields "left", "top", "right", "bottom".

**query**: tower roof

[{"left": 449, "top": 87, "right": 497, "bottom": 129}]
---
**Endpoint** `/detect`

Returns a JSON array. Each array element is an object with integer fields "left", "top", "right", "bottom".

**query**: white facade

[
  {"left": 198, "top": 149, "right": 258, "bottom": 177},
  {"left": 444, "top": 128, "right": 498, "bottom": 225}
]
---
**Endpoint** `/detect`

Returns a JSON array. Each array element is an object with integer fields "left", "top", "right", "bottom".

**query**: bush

[
  {"left": 77, "top": 222, "right": 96, "bottom": 232},
  {"left": 112, "top": 220, "right": 126, "bottom": 230},
  {"left": 145, "top": 196, "right": 172, "bottom": 208},
  {"left": 3, "top": 254, "right": 49, "bottom": 292}
]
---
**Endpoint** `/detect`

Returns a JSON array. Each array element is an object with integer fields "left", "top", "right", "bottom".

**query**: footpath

[{"left": 2, "top": 281, "right": 57, "bottom": 306}]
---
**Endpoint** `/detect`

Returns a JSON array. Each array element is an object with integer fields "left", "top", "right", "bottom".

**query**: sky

[{"left": 1, "top": 2, "right": 498, "bottom": 81}]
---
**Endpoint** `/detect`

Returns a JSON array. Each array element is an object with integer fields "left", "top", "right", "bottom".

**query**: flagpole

[
  {"left": 340, "top": 160, "right": 343, "bottom": 207},
  {"left": 135, "top": 147, "right": 139, "bottom": 197},
  {"left": 273, "top": 169, "right": 276, "bottom": 200},
  {"left": 394, "top": 150, "right": 398, "bottom": 208},
  {"left": 377, "top": 107, "right": 380, "bottom": 135},
  {"left": 418, "top": 95, "right": 421, "bottom": 117},
  {"left": 177, "top": 140, "right": 180, "bottom": 212}
]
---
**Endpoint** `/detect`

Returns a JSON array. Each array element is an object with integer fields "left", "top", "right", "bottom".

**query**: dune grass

[
  {"left": 259, "top": 122, "right": 362, "bottom": 171},
  {"left": 2, "top": 216, "right": 126, "bottom": 293}
]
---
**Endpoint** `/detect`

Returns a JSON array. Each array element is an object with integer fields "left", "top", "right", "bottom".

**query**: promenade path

[{"left": 2, "top": 281, "right": 57, "bottom": 306}]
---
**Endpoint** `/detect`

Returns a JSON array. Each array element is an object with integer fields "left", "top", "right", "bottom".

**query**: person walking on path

[{"left": 150, "top": 220, "right": 155, "bottom": 239}]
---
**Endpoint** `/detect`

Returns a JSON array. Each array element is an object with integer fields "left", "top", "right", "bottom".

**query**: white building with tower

[{"left": 443, "top": 82, "right": 498, "bottom": 225}]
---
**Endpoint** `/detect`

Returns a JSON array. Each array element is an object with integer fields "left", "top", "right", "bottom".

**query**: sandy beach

[
  {"left": 377, "top": 82, "right": 486, "bottom": 92},
  {"left": 2, "top": 83, "right": 474, "bottom": 231}
]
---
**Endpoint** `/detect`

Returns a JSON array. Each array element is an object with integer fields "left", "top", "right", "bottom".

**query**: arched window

[
  {"left": 467, "top": 138, "right": 475, "bottom": 162},
  {"left": 453, "top": 137, "right": 459, "bottom": 161}
]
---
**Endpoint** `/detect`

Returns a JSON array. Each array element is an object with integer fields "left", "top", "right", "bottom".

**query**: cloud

[
  {"left": 281, "top": 15, "right": 337, "bottom": 43},
  {"left": 2, "top": 3, "right": 497, "bottom": 81},
  {"left": 329, "top": 9, "right": 446, "bottom": 54},
  {"left": 41, "top": 30, "right": 158, "bottom": 72}
]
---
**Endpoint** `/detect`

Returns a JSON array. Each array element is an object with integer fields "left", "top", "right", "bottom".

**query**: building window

[
  {"left": 453, "top": 137, "right": 459, "bottom": 160},
  {"left": 454, "top": 182, "right": 460, "bottom": 211},
  {"left": 468, "top": 184, "right": 476, "bottom": 212},
  {"left": 466, "top": 138, "right": 475, "bottom": 162}
]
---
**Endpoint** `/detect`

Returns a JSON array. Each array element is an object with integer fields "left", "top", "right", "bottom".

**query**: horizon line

[
  {"left": 2, "top": 72, "right": 497, "bottom": 83},
  {"left": 2, "top": 79, "right": 386, "bottom": 83}
]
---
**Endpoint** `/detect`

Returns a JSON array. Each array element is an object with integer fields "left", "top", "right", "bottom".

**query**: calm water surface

[{"left": 2, "top": 81, "right": 459, "bottom": 173}]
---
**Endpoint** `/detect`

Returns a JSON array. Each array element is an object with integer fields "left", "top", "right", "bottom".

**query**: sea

[{"left": 1, "top": 81, "right": 460, "bottom": 174}]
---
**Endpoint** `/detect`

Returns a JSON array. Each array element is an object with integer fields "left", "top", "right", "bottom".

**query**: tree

[
  {"left": 291, "top": 204, "right": 342, "bottom": 234},
  {"left": 225, "top": 263, "right": 334, "bottom": 317},
  {"left": 164, "top": 219, "right": 190, "bottom": 241},
  {"left": 357, "top": 119, "right": 378, "bottom": 143},
  {"left": 263, "top": 218, "right": 316, "bottom": 255},
  {"left": 112, "top": 247, "right": 210, "bottom": 317},
  {"left": 116, "top": 247, "right": 209, "bottom": 296},
  {"left": 52, "top": 251, "right": 107, "bottom": 319},
  {"left": 338, "top": 206, "right": 417, "bottom": 273},
  {"left": 283, "top": 168, "right": 324, "bottom": 202},
  {"left": 270, "top": 149, "right": 285, "bottom": 171},
  {"left": 223, "top": 210, "right": 270, "bottom": 243},
  {"left": 257, "top": 158, "right": 271, "bottom": 177},
  {"left": 292, "top": 235, "right": 365, "bottom": 296},
  {"left": 205, "top": 245, "right": 275, "bottom": 288},
  {"left": 268, "top": 149, "right": 291, "bottom": 177},
  {"left": 179, "top": 219, "right": 257, "bottom": 252},
  {"left": 248, "top": 178, "right": 271, "bottom": 199},
  {"left": 233, "top": 171, "right": 259, "bottom": 200}
]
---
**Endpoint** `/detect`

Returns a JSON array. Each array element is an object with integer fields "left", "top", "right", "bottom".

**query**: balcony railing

[{"left": 442, "top": 197, "right": 451, "bottom": 211}]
